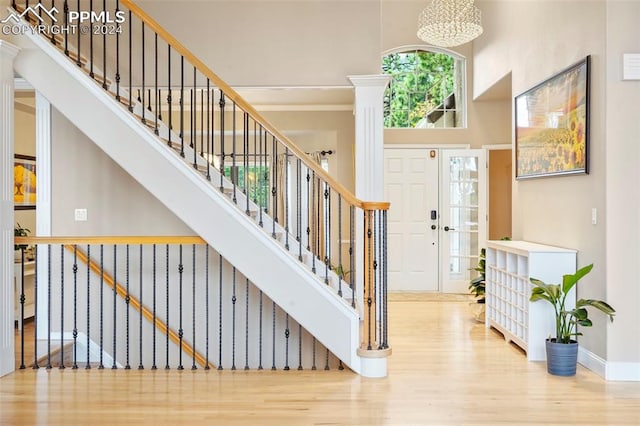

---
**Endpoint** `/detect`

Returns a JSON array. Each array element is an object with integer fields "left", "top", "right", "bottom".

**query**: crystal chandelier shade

[{"left": 417, "top": 0, "right": 483, "bottom": 48}]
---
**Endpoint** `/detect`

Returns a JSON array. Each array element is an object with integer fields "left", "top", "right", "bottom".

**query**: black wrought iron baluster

[
  {"left": 311, "top": 171, "right": 316, "bottom": 273},
  {"left": 338, "top": 196, "right": 343, "bottom": 296},
  {"left": 85, "top": 245, "right": 90, "bottom": 369},
  {"left": 154, "top": 34, "right": 158, "bottom": 135},
  {"left": 60, "top": 246, "right": 65, "bottom": 369},
  {"left": 264, "top": 129, "right": 269, "bottom": 215},
  {"left": 284, "top": 314, "right": 290, "bottom": 371},
  {"left": 167, "top": 46, "right": 172, "bottom": 146},
  {"left": 99, "top": 244, "right": 104, "bottom": 369},
  {"left": 165, "top": 244, "right": 170, "bottom": 370},
  {"left": 232, "top": 103, "right": 237, "bottom": 204},
  {"left": 89, "top": 0, "right": 94, "bottom": 78},
  {"left": 102, "top": 0, "right": 107, "bottom": 89},
  {"left": 179, "top": 56, "right": 184, "bottom": 157},
  {"left": 206, "top": 80, "right": 211, "bottom": 181},
  {"left": 366, "top": 213, "right": 373, "bottom": 351},
  {"left": 316, "top": 173, "right": 321, "bottom": 263},
  {"left": 138, "top": 244, "right": 144, "bottom": 370},
  {"left": 297, "top": 158, "right": 302, "bottom": 262},
  {"left": 297, "top": 324, "right": 303, "bottom": 371},
  {"left": 177, "top": 245, "right": 184, "bottom": 370},
  {"left": 244, "top": 278, "right": 249, "bottom": 371},
  {"left": 191, "top": 244, "right": 197, "bottom": 370},
  {"left": 306, "top": 168, "right": 311, "bottom": 252},
  {"left": 200, "top": 89, "right": 204, "bottom": 157},
  {"left": 191, "top": 68, "right": 196, "bottom": 169},
  {"left": 72, "top": 245, "right": 78, "bottom": 369},
  {"left": 382, "top": 210, "right": 389, "bottom": 349},
  {"left": 376, "top": 211, "right": 383, "bottom": 350},
  {"left": 271, "top": 301, "right": 276, "bottom": 371},
  {"left": 152, "top": 244, "right": 157, "bottom": 370},
  {"left": 205, "top": 245, "right": 210, "bottom": 370},
  {"left": 219, "top": 91, "right": 226, "bottom": 193},
  {"left": 75, "top": 0, "right": 81, "bottom": 67},
  {"left": 18, "top": 248, "right": 25, "bottom": 369},
  {"left": 258, "top": 125, "right": 264, "bottom": 227},
  {"left": 63, "top": 1, "right": 69, "bottom": 56},
  {"left": 350, "top": 206, "right": 355, "bottom": 308},
  {"left": 112, "top": 245, "right": 117, "bottom": 369},
  {"left": 231, "top": 267, "right": 236, "bottom": 370},
  {"left": 46, "top": 244, "right": 51, "bottom": 369},
  {"left": 32, "top": 245, "right": 38, "bottom": 369},
  {"left": 325, "top": 348, "right": 330, "bottom": 371},
  {"left": 311, "top": 337, "right": 316, "bottom": 370},
  {"left": 141, "top": 21, "right": 146, "bottom": 125},
  {"left": 253, "top": 121, "right": 257, "bottom": 205},
  {"left": 218, "top": 254, "right": 223, "bottom": 371},
  {"left": 125, "top": 244, "right": 130, "bottom": 369},
  {"left": 127, "top": 9, "right": 132, "bottom": 112},
  {"left": 285, "top": 147, "right": 290, "bottom": 251},
  {"left": 114, "top": 0, "right": 119, "bottom": 100},
  {"left": 49, "top": 0, "right": 56, "bottom": 44},
  {"left": 271, "top": 136, "right": 277, "bottom": 238},
  {"left": 325, "top": 186, "right": 331, "bottom": 285},
  {"left": 258, "top": 290, "right": 263, "bottom": 370},
  {"left": 244, "top": 113, "right": 249, "bottom": 215}
]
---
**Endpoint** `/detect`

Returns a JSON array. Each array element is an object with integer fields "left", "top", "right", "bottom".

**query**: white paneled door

[
  {"left": 384, "top": 148, "right": 439, "bottom": 291},
  {"left": 384, "top": 148, "right": 486, "bottom": 293}
]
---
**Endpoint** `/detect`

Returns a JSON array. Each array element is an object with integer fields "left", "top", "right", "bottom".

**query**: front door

[
  {"left": 440, "top": 149, "right": 486, "bottom": 293},
  {"left": 384, "top": 147, "right": 487, "bottom": 293},
  {"left": 384, "top": 148, "right": 439, "bottom": 291}
]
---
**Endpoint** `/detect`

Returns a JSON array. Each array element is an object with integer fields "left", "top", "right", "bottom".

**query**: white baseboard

[{"left": 579, "top": 346, "right": 640, "bottom": 381}]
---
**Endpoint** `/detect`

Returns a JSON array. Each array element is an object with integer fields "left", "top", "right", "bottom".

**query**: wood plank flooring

[{"left": 1, "top": 294, "right": 639, "bottom": 425}]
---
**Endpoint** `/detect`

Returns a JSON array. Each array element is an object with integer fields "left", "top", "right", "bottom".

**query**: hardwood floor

[{"left": 2, "top": 294, "right": 639, "bottom": 425}]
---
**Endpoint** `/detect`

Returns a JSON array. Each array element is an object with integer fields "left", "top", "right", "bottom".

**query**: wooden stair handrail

[{"left": 120, "top": 0, "right": 383, "bottom": 211}]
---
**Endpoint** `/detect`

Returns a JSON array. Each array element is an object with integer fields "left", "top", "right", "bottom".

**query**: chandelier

[{"left": 417, "top": 0, "right": 483, "bottom": 48}]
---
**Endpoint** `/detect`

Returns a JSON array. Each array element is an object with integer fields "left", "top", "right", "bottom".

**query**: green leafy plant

[
  {"left": 530, "top": 264, "right": 615, "bottom": 344},
  {"left": 14, "top": 222, "right": 30, "bottom": 250},
  {"left": 468, "top": 248, "right": 486, "bottom": 303}
]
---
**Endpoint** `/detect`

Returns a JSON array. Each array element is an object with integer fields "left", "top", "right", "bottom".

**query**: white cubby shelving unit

[{"left": 485, "top": 240, "right": 576, "bottom": 361}]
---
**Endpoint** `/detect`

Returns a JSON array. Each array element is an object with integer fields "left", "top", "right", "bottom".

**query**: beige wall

[
  {"left": 474, "top": 0, "right": 639, "bottom": 365},
  {"left": 381, "top": 0, "right": 511, "bottom": 147},
  {"left": 488, "top": 149, "right": 511, "bottom": 240},
  {"left": 50, "top": 108, "right": 193, "bottom": 236},
  {"left": 136, "top": 0, "right": 381, "bottom": 87},
  {"left": 14, "top": 92, "right": 36, "bottom": 234},
  {"left": 604, "top": 0, "right": 640, "bottom": 365}
]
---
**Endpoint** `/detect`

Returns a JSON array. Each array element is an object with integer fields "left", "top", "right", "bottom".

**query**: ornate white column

[
  {"left": 348, "top": 75, "right": 390, "bottom": 202},
  {"left": 0, "top": 40, "right": 20, "bottom": 378},
  {"left": 348, "top": 75, "right": 390, "bottom": 378}
]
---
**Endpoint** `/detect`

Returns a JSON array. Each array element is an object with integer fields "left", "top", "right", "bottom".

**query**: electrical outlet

[
  {"left": 591, "top": 208, "right": 597, "bottom": 225},
  {"left": 75, "top": 208, "right": 88, "bottom": 222}
]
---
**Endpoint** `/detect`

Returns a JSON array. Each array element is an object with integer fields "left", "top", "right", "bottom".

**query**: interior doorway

[
  {"left": 383, "top": 147, "right": 486, "bottom": 293},
  {"left": 487, "top": 147, "right": 512, "bottom": 240}
]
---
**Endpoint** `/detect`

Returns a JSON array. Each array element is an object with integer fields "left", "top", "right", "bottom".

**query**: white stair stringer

[{"left": 12, "top": 33, "right": 363, "bottom": 373}]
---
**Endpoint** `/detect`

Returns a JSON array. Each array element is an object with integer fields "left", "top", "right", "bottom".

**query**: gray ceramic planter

[{"left": 545, "top": 339, "right": 579, "bottom": 376}]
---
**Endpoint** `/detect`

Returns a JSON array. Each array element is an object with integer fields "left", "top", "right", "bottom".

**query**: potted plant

[
  {"left": 468, "top": 248, "right": 486, "bottom": 322},
  {"left": 529, "top": 263, "right": 615, "bottom": 376},
  {"left": 14, "top": 222, "right": 30, "bottom": 261}
]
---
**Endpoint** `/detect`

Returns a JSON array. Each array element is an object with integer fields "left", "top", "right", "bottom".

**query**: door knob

[
  {"left": 431, "top": 225, "right": 437, "bottom": 230},
  {"left": 444, "top": 226, "right": 455, "bottom": 231}
]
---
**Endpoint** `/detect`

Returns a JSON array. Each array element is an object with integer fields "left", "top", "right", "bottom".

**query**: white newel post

[
  {"left": 0, "top": 41, "right": 20, "bottom": 378},
  {"left": 348, "top": 75, "right": 390, "bottom": 378}
]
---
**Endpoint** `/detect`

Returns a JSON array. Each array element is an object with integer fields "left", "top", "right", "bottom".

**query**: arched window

[{"left": 382, "top": 47, "right": 466, "bottom": 128}]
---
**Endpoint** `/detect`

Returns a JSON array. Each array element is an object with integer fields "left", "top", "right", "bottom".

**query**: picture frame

[
  {"left": 14, "top": 154, "right": 36, "bottom": 210},
  {"left": 515, "top": 56, "right": 590, "bottom": 179}
]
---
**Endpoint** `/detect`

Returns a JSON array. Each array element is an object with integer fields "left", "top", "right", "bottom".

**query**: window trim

[{"left": 381, "top": 45, "right": 468, "bottom": 129}]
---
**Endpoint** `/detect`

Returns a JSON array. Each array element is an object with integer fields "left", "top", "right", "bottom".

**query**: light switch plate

[{"left": 75, "top": 208, "right": 88, "bottom": 221}]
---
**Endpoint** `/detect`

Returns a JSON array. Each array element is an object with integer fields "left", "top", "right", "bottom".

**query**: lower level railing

[{"left": 13, "top": 236, "right": 346, "bottom": 371}]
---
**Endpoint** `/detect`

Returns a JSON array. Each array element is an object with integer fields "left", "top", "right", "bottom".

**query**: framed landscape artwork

[
  {"left": 515, "top": 56, "right": 590, "bottom": 179},
  {"left": 14, "top": 154, "right": 36, "bottom": 210}
]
